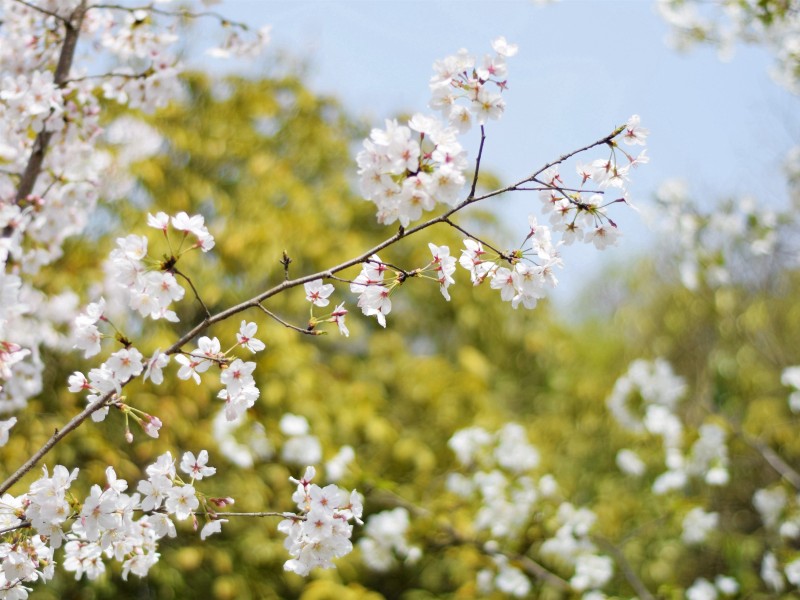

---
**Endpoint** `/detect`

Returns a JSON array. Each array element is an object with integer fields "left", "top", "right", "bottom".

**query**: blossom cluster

[
  {"left": 750, "top": 481, "right": 800, "bottom": 593},
  {"left": 105, "top": 212, "right": 214, "bottom": 323},
  {"left": 356, "top": 115, "right": 467, "bottom": 227},
  {"left": 67, "top": 343, "right": 147, "bottom": 425},
  {"left": 0, "top": 0, "right": 267, "bottom": 418},
  {"left": 458, "top": 216, "right": 561, "bottom": 310},
  {"left": 540, "top": 505, "right": 613, "bottom": 592},
  {"left": 350, "top": 256, "right": 393, "bottom": 327},
  {"left": 303, "top": 279, "right": 349, "bottom": 336},
  {"left": 68, "top": 316, "right": 266, "bottom": 441},
  {"left": 176, "top": 322, "right": 264, "bottom": 423},
  {"left": 356, "top": 38, "right": 516, "bottom": 228},
  {"left": 538, "top": 114, "right": 648, "bottom": 250},
  {"left": 349, "top": 109, "right": 650, "bottom": 316},
  {"left": 278, "top": 467, "right": 363, "bottom": 576},
  {"left": 0, "top": 450, "right": 229, "bottom": 598},
  {"left": 346, "top": 244, "right": 456, "bottom": 328},
  {"left": 685, "top": 574, "right": 740, "bottom": 600},
  {"left": 429, "top": 36, "right": 518, "bottom": 132},
  {"left": 605, "top": 359, "right": 790, "bottom": 594}
]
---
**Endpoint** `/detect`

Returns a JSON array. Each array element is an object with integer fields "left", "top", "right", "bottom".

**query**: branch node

[{"left": 281, "top": 250, "right": 292, "bottom": 280}]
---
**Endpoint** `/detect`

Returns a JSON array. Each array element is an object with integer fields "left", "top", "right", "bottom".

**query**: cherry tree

[{"left": 0, "top": 1, "right": 649, "bottom": 597}]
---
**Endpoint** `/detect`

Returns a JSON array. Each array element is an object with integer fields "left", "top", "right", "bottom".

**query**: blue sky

[{"left": 205, "top": 1, "right": 797, "bottom": 301}]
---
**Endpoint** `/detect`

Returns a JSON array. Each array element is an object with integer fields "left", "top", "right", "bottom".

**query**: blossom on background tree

[{"left": 657, "top": 0, "right": 800, "bottom": 94}]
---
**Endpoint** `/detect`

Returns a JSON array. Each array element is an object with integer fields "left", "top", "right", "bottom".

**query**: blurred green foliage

[{"left": 9, "top": 69, "right": 799, "bottom": 599}]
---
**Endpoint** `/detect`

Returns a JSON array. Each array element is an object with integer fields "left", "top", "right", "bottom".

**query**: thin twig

[
  {"left": 516, "top": 554, "right": 571, "bottom": 591},
  {"left": 280, "top": 251, "right": 291, "bottom": 280},
  {"left": 531, "top": 177, "right": 592, "bottom": 209},
  {"left": 0, "top": 521, "right": 30, "bottom": 536},
  {"left": 174, "top": 268, "right": 211, "bottom": 319},
  {"left": 212, "top": 511, "right": 292, "bottom": 518},
  {"left": 255, "top": 304, "right": 317, "bottom": 336},
  {"left": 326, "top": 274, "right": 357, "bottom": 285},
  {"left": 707, "top": 406, "right": 800, "bottom": 491},
  {"left": 89, "top": 3, "right": 251, "bottom": 30},
  {"left": 593, "top": 535, "right": 656, "bottom": 600},
  {"left": 63, "top": 70, "right": 151, "bottom": 85},
  {"left": 741, "top": 432, "right": 800, "bottom": 490},
  {"left": 11, "top": 0, "right": 67, "bottom": 22},
  {"left": 514, "top": 185, "right": 604, "bottom": 194},
  {"left": 468, "top": 125, "right": 486, "bottom": 199},
  {"left": 442, "top": 217, "right": 507, "bottom": 257},
  {"left": 524, "top": 126, "right": 622, "bottom": 185}
]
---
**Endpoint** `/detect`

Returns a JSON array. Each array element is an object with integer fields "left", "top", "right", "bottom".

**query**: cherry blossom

[
  {"left": 236, "top": 321, "right": 266, "bottom": 353},
  {"left": 304, "top": 279, "right": 335, "bottom": 307},
  {"left": 279, "top": 469, "right": 362, "bottom": 576},
  {"left": 180, "top": 450, "right": 217, "bottom": 481}
]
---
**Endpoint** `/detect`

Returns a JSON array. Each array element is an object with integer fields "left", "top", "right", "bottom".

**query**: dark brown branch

[
  {"left": 173, "top": 268, "right": 211, "bottom": 319},
  {"left": 0, "top": 520, "right": 30, "bottom": 536},
  {"left": 468, "top": 125, "right": 486, "bottom": 199},
  {"left": 0, "top": 387, "right": 121, "bottom": 495},
  {"left": 13, "top": 1, "right": 87, "bottom": 204}
]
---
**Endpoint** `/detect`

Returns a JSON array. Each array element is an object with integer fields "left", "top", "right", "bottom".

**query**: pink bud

[
  {"left": 209, "top": 496, "right": 235, "bottom": 507},
  {"left": 142, "top": 414, "right": 163, "bottom": 438}
]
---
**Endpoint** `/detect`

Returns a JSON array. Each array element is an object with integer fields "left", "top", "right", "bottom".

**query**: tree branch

[
  {"left": 212, "top": 511, "right": 292, "bottom": 518},
  {"left": 12, "top": 0, "right": 68, "bottom": 22},
  {"left": 174, "top": 268, "right": 211, "bottom": 319},
  {"left": 741, "top": 432, "right": 800, "bottom": 490},
  {"left": 468, "top": 125, "right": 486, "bottom": 199},
  {"left": 593, "top": 535, "right": 656, "bottom": 600},
  {"left": 443, "top": 217, "right": 507, "bottom": 258},
  {"left": 89, "top": 3, "right": 252, "bottom": 30},
  {"left": 255, "top": 304, "right": 318, "bottom": 336},
  {"left": 0, "top": 521, "right": 30, "bottom": 536},
  {"left": 0, "top": 390, "right": 122, "bottom": 495},
  {"left": 516, "top": 554, "right": 571, "bottom": 591},
  {"left": 0, "top": 124, "right": 628, "bottom": 496},
  {"left": 13, "top": 1, "right": 87, "bottom": 205}
]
